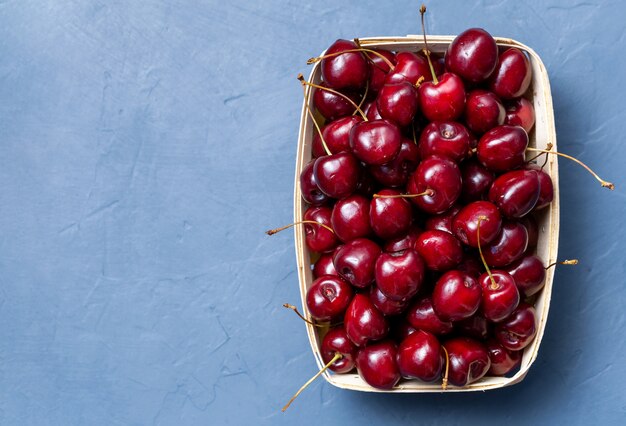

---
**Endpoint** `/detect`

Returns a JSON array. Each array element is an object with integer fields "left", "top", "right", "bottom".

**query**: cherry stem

[
  {"left": 442, "top": 346, "right": 450, "bottom": 391},
  {"left": 298, "top": 74, "right": 368, "bottom": 121},
  {"left": 282, "top": 352, "right": 342, "bottom": 412},
  {"left": 419, "top": 4, "right": 439, "bottom": 85},
  {"left": 298, "top": 74, "right": 331, "bottom": 156},
  {"left": 411, "top": 121, "right": 418, "bottom": 146},
  {"left": 266, "top": 220, "right": 335, "bottom": 236},
  {"left": 526, "top": 142, "right": 553, "bottom": 164},
  {"left": 372, "top": 189, "right": 434, "bottom": 199},
  {"left": 526, "top": 147, "right": 615, "bottom": 190},
  {"left": 308, "top": 47, "right": 395, "bottom": 71},
  {"left": 354, "top": 80, "right": 369, "bottom": 117},
  {"left": 476, "top": 216, "right": 497, "bottom": 289},
  {"left": 545, "top": 259, "right": 579, "bottom": 269},
  {"left": 282, "top": 303, "right": 326, "bottom": 328}
]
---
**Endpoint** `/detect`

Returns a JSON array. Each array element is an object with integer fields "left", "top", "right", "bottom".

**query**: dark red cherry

[
  {"left": 407, "top": 155, "right": 462, "bottom": 214},
  {"left": 369, "top": 137, "right": 420, "bottom": 187},
  {"left": 488, "top": 169, "right": 540, "bottom": 218},
  {"left": 445, "top": 28, "right": 498, "bottom": 83},
  {"left": 375, "top": 249, "right": 425, "bottom": 301},
  {"left": 369, "top": 189, "right": 413, "bottom": 240},
  {"left": 425, "top": 204, "right": 461, "bottom": 235},
  {"left": 397, "top": 330, "right": 444, "bottom": 382},
  {"left": 482, "top": 220, "right": 529, "bottom": 267},
  {"left": 363, "top": 100, "right": 383, "bottom": 120},
  {"left": 321, "top": 327, "right": 358, "bottom": 373},
  {"left": 345, "top": 294, "right": 389, "bottom": 346},
  {"left": 464, "top": 90, "right": 505, "bottom": 135},
  {"left": 418, "top": 73, "right": 466, "bottom": 122},
  {"left": 505, "top": 97, "right": 535, "bottom": 133},
  {"left": 418, "top": 121, "right": 471, "bottom": 162},
  {"left": 520, "top": 215, "right": 539, "bottom": 248},
  {"left": 300, "top": 160, "right": 330, "bottom": 206},
  {"left": 321, "top": 39, "right": 369, "bottom": 90},
  {"left": 366, "top": 49, "right": 396, "bottom": 93},
  {"left": 415, "top": 229, "right": 463, "bottom": 271},
  {"left": 504, "top": 254, "right": 546, "bottom": 297},
  {"left": 406, "top": 297, "right": 454, "bottom": 335},
  {"left": 303, "top": 206, "right": 339, "bottom": 253},
  {"left": 369, "top": 285, "right": 411, "bottom": 316},
  {"left": 525, "top": 164, "right": 554, "bottom": 210},
  {"left": 377, "top": 82, "right": 419, "bottom": 127},
  {"left": 394, "top": 321, "right": 418, "bottom": 341},
  {"left": 313, "top": 252, "right": 338, "bottom": 278},
  {"left": 452, "top": 201, "right": 502, "bottom": 248},
  {"left": 333, "top": 238, "right": 381, "bottom": 288},
  {"left": 489, "top": 48, "right": 532, "bottom": 99},
  {"left": 477, "top": 125, "right": 529, "bottom": 172},
  {"left": 312, "top": 116, "right": 364, "bottom": 157},
  {"left": 355, "top": 340, "right": 400, "bottom": 389},
  {"left": 383, "top": 226, "right": 423, "bottom": 253},
  {"left": 354, "top": 169, "right": 378, "bottom": 198},
  {"left": 313, "top": 83, "right": 361, "bottom": 121},
  {"left": 457, "top": 255, "right": 484, "bottom": 279},
  {"left": 460, "top": 160, "right": 495, "bottom": 203},
  {"left": 455, "top": 315, "right": 490, "bottom": 340},
  {"left": 432, "top": 270, "right": 482, "bottom": 321},
  {"left": 495, "top": 302, "right": 537, "bottom": 351},
  {"left": 330, "top": 194, "right": 372, "bottom": 242},
  {"left": 385, "top": 51, "right": 430, "bottom": 85},
  {"left": 444, "top": 337, "right": 491, "bottom": 387},
  {"left": 486, "top": 339, "right": 522, "bottom": 376},
  {"left": 306, "top": 275, "right": 353, "bottom": 321},
  {"left": 479, "top": 271, "right": 520, "bottom": 322},
  {"left": 313, "top": 152, "right": 360, "bottom": 199},
  {"left": 350, "top": 119, "right": 402, "bottom": 165}
]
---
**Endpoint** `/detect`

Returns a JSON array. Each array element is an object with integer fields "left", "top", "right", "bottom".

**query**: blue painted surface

[{"left": 0, "top": 0, "right": 625, "bottom": 424}]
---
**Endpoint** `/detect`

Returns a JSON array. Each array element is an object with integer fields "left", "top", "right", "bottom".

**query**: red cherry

[
  {"left": 460, "top": 159, "right": 495, "bottom": 203},
  {"left": 303, "top": 206, "right": 339, "bottom": 253},
  {"left": 525, "top": 164, "right": 554, "bottom": 210},
  {"left": 455, "top": 315, "right": 490, "bottom": 340},
  {"left": 300, "top": 160, "right": 331, "bottom": 206},
  {"left": 385, "top": 51, "right": 430, "bottom": 85},
  {"left": 369, "top": 189, "right": 413, "bottom": 240},
  {"left": 488, "top": 169, "right": 541, "bottom": 218},
  {"left": 345, "top": 294, "right": 389, "bottom": 346},
  {"left": 489, "top": 48, "right": 532, "bottom": 99},
  {"left": 424, "top": 204, "right": 461, "bottom": 235},
  {"left": 350, "top": 119, "right": 402, "bottom": 165},
  {"left": 452, "top": 201, "right": 502, "bottom": 248},
  {"left": 306, "top": 275, "right": 353, "bottom": 321},
  {"left": 418, "top": 121, "right": 471, "bottom": 162},
  {"left": 495, "top": 302, "right": 537, "bottom": 351},
  {"left": 313, "top": 83, "right": 361, "bottom": 121},
  {"left": 363, "top": 99, "right": 383, "bottom": 120},
  {"left": 406, "top": 297, "right": 454, "bottom": 335},
  {"left": 477, "top": 125, "right": 529, "bottom": 172},
  {"left": 486, "top": 339, "right": 522, "bottom": 376},
  {"left": 375, "top": 249, "right": 425, "bottom": 301},
  {"left": 321, "top": 327, "right": 358, "bottom": 373},
  {"left": 418, "top": 73, "right": 466, "bottom": 122},
  {"left": 369, "top": 285, "right": 411, "bottom": 316},
  {"left": 443, "top": 337, "right": 491, "bottom": 387},
  {"left": 313, "top": 152, "right": 361, "bottom": 199},
  {"left": 330, "top": 194, "right": 372, "bottom": 242},
  {"left": 333, "top": 238, "right": 381, "bottom": 288},
  {"left": 312, "top": 116, "right": 364, "bottom": 157},
  {"left": 464, "top": 89, "right": 505, "bottom": 135},
  {"left": 313, "top": 252, "right": 338, "bottom": 278},
  {"left": 397, "top": 330, "right": 444, "bottom": 382},
  {"left": 321, "top": 39, "right": 369, "bottom": 90},
  {"left": 407, "top": 155, "right": 462, "bottom": 215},
  {"left": 520, "top": 215, "right": 539, "bottom": 249},
  {"left": 504, "top": 254, "right": 546, "bottom": 297},
  {"left": 479, "top": 270, "right": 520, "bottom": 322},
  {"left": 481, "top": 220, "right": 529, "bottom": 267},
  {"left": 505, "top": 97, "right": 535, "bottom": 133},
  {"left": 444, "top": 28, "right": 498, "bottom": 83},
  {"left": 366, "top": 49, "right": 396, "bottom": 93},
  {"left": 432, "top": 270, "right": 482, "bottom": 321},
  {"left": 377, "top": 82, "right": 419, "bottom": 127},
  {"left": 355, "top": 340, "right": 400, "bottom": 389},
  {"left": 415, "top": 229, "right": 463, "bottom": 271},
  {"left": 369, "top": 136, "right": 420, "bottom": 188},
  {"left": 383, "top": 226, "right": 423, "bottom": 253}
]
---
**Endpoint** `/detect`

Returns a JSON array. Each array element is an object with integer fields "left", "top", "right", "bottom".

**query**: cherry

[
  {"left": 394, "top": 321, "right": 418, "bottom": 341},
  {"left": 301, "top": 206, "right": 339, "bottom": 253},
  {"left": 370, "top": 189, "right": 413, "bottom": 239},
  {"left": 486, "top": 339, "right": 522, "bottom": 376},
  {"left": 321, "top": 327, "right": 358, "bottom": 373},
  {"left": 377, "top": 81, "right": 419, "bottom": 127},
  {"left": 481, "top": 220, "right": 529, "bottom": 267},
  {"left": 369, "top": 136, "right": 420, "bottom": 187},
  {"left": 312, "top": 116, "right": 364, "bottom": 157},
  {"left": 375, "top": 249, "right": 425, "bottom": 301},
  {"left": 452, "top": 201, "right": 502, "bottom": 247},
  {"left": 345, "top": 294, "right": 389, "bottom": 346},
  {"left": 306, "top": 275, "right": 354, "bottom": 321},
  {"left": 385, "top": 51, "right": 430, "bottom": 85},
  {"left": 313, "top": 151, "right": 361, "bottom": 199},
  {"left": 355, "top": 340, "right": 400, "bottom": 389},
  {"left": 355, "top": 169, "right": 378, "bottom": 198},
  {"left": 443, "top": 337, "right": 491, "bottom": 387},
  {"left": 455, "top": 315, "right": 490, "bottom": 340},
  {"left": 504, "top": 254, "right": 546, "bottom": 297},
  {"left": 432, "top": 270, "right": 482, "bottom": 321},
  {"left": 464, "top": 89, "right": 505, "bottom": 134},
  {"left": 363, "top": 99, "right": 384, "bottom": 120},
  {"left": 489, "top": 48, "right": 532, "bottom": 99},
  {"left": 330, "top": 194, "right": 372, "bottom": 242},
  {"left": 444, "top": 28, "right": 498, "bottom": 83},
  {"left": 313, "top": 251, "right": 339, "bottom": 278},
  {"left": 350, "top": 119, "right": 403, "bottom": 165},
  {"left": 407, "top": 155, "right": 462, "bottom": 214},
  {"left": 525, "top": 164, "right": 554, "bottom": 210},
  {"left": 418, "top": 73, "right": 466, "bottom": 122},
  {"left": 333, "top": 238, "right": 381, "bottom": 288},
  {"left": 460, "top": 159, "right": 495, "bottom": 203},
  {"left": 505, "top": 97, "right": 535, "bottom": 133},
  {"left": 321, "top": 39, "right": 369, "bottom": 90},
  {"left": 488, "top": 169, "right": 541, "bottom": 218},
  {"left": 300, "top": 160, "right": 330, "bottom": 206},
  {"left": 397, "top": 330, "right": 444, "bottom": 382},
  {"left": 383, "top": 226, "right": 423, "bottom": 253},
  {"left": 418, "top": 121, "right": 471, "bottom": 162},
  {"left": 520, "top": 215, "right": 539, "bottom": 248},
  {"left": 366, "top": 48, "right": 397, "bottom": 93},
  {"left": 477, "top": 125, "right": 529, "bottom": 172},
  {"left": 456, "top": 254, "right": 484, "bottom": 279},
  {"left": 415, "top": 229, "right": 463, "bottom": 271},
  {"left": 424, "top": 204, "right": 461, "bottom": 235},
  {"left": 478, "top": 270, "right": 520, "bottom": 322},
  {"left": 406, "top": 297, "right": 454, "bottom": 335},
  {"left": 313, "top": 83, "right": 361, "bottom": 121},
  {"left": 369, "top": 285, "right": 411, "bottom": 316},
  {"left": 494, "top": 302, "right": 537, "bottom": 351}
]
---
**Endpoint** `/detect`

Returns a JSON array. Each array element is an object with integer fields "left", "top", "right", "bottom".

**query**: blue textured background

[{"left": 1, "top": 0, "right": 625, "bottom": 424}]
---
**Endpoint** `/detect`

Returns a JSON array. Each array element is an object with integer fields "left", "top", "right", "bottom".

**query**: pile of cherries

[{"left": 273, "top": 7, "right": 612, "bottom": 409}]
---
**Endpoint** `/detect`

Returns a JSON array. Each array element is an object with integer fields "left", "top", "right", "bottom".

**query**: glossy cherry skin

[
  {"left": 525, "top": 164, "right": 554, "bottom": 210},
  {"left": 313, "top": 84, "right": 361, "bottom": 121},
  {"left": 397, "top": 330, "right": 444, "bottom": 382},
  {"left": 464, "top": 89, "right": 505, "bottom": 135},
  {"left": 425, "top": 204, "right": 461, "bottom": 235},
  {"left": 487, "top": 339, "right": 522, "bottom": 376},
  {"left": 377, "top": 82, "right": 419, "bottom": 127},
  {"left": 415, "top": 229, "right": 463, "bottom": 271},
  {"left": 495, "top": 302, "right": 537, "bottom": 351},
  {"left": 406, "top": 297, "right": 454, "bottom": 335},
  {"left": 383, "top": 226, "right": 423, "bottom": 253},
  {"left": 355, "top": 340, "right": 400, "bottom": 389},
  {"left": 385, "top": 51, "right": 430, "bottom": 85},
  {"left": 321, "top": 39, "right": 369, "bottom": 90},
  {"left": 375, "top": 249, "right": 425, "bottom": 301},
  {"left": 479, "top": 270, "right": 520, "bottom": 322},
  {"left": 333, "top": 238, "right": 381, "bottom": 288},
  {"left": 482, "top": 220, "right": 529, "bottom": 267},
  {"left": 312, "top": 116, "right": 364, "bottom": 157},
  {"left": 460, "top": 160, "right": 495, "bottom": 203},
  {"left": 445, "top": 28, "right": 498, "bottom": 83},
  {"left": 369, "top": 189, "right": 413, "bottom": 240},
  {"left": 418, "top": 73, "right": 466, "bottom": 122},
  {"left": 363, "top": 100, "right": 383, "bottom": 121},
  {"left": 520, "top": 215, "right": 539, "bottom": 248},
  {"left": 432, "top": 270, "right": 482, "bottom": 321},
  {"left": 504, "top": 254, "right": 546, "bottom": 297},
  {"left": 313, "top": 152, "right": 360, "bottom": 199},
  {"left": 303, "top": 206, "right": 339, "bottom": 253},
  {"left": 452, "top": 201, "right": 502, "bottom": 248},
  {"left": 321, "top": 327, "right": 358, "bottom": 373},
  {"left": 505, "top": 97, "right": 535, "bottom": 133},
  {"left": 366, "top": 49, "right": 396, "bottom": 93},
  {"left": 455, "top": 315, "right": 490, "bottom": 340},
  {"left": 331, "top": 194, "right": 372, "bottom": 242},
  {"left": 407, "top": 155, "right": 462, "bottom": 215},
  {"left": 313, "top": 252, "right": 338, "bottom": 278},
  {"left": 345, "top": 294, "right": 389, "bottom": 346},
  {"left": 489, "top": 48, "right": 532, "bottom": 99},
  {"left": 477, "top": 125, "right": 529, "bottom": 172},
  {"left": 350, "top": 119, "right": 402, "bottom": 165},
  {"left": 418, "top": 121, "right": 471, "bottom": 162},
  {"left": 488, "top": 169, "right": 540, "bottom": 218},
  {"left": 306, "top": 275, "right": 353, "bottom": 321},
  {"left": 300, "top": 160, "right": 330, "bottom": 206},
  {"left": 369, "top": 137, "right": 420, "bottom": 187},
  {"left": 444, "top": 337, "right": 491, "bottom": 387},
  {"left": 369, "top": 285, "right": 410, "bottom": 316}
]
